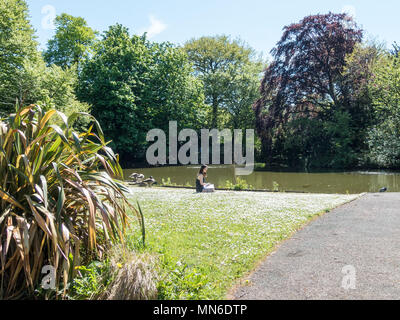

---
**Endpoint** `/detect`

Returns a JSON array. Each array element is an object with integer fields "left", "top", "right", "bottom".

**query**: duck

[
  {"left": 139, "top": 176, "right": 157, "bottom": 187},
  {"left": 129, "top": 173, "right": 145, "bottom": 183}
]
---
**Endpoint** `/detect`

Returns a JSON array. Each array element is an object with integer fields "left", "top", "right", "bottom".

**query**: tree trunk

[{"left": 211, "top": 97, "right": 218, "bottom": 128}]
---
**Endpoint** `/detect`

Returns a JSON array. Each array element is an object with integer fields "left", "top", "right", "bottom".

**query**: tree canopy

[
  {"left": 44, "top": 13, "right": 97, "bottom": 68},
  {"left": 0, "top": 0, "right": 40, "bottom": 113},
  {"left": 76, "top": 24, "right": 206, "bottom": 163},
  {"left": 185, "top": 35, "right": 264, "bottom": 129},
  {"left": 254, "top": 13, "right": 366, "bottom": 167}
]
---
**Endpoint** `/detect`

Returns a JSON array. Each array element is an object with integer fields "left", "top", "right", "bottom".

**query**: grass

[{"left": 125, "top": 188, "right": 359, "bottom": 300}]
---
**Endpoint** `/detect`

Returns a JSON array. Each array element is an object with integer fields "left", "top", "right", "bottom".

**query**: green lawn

[{"left": 126, "top": 187, "right": 359, "bottom": 300}]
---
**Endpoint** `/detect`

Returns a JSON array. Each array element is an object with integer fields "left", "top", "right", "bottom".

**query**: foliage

[
  {"left": 161, "top": 178, "right": 178, "bottom": 187},
  {"left": 254, "top": 13, "right": 368, "bottom": 168},
  {"left": 0, "top": 105, "right": 142, "bottom": 299},
  {"left": 224, "top": 177, "right": 254, "bottom": 191},
  {"left": 363, "top": 53, "right": 400, "bottom": 167},
  {"left": 19, "top": 61, "right": 92, "bottom": 130},
  {"left": 77, "top": 24, "right": 206, "bottom": 163},
  {"left": 157, "top": 254, "right": 209, "bottom": 300},
  {"left": 281, "top": 110, "right": 357, "bottom": 169},
  {"left": 272, "top": 181, "right": 280, "bottom": 192},
  {"left": 0, "top": 0, "right": 41, "bottom": 114},
  {"left": 38, "top": 65, "right": 92, "bottom": 131},
  {"left": 0, "top": 1, "right": 90, "bottom": 124},
  {"left": 224, "top": 61, "right": 264, "bottom": 130},
  {"left": 44, "top": 13, "right": 98, "bottom": 68},
  {"left": 365, "top": 120, "right": 400, "bottom": 168},
  {"left": 185, "top": 35, "right": 264, "bottom": 129},
  {"left": 71, "top": 261, "right": 112, "bottom": 299}
]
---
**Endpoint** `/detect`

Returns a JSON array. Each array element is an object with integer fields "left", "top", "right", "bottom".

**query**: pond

[{"left": 123, "top": 165, "right": 400, "bottom": 194}]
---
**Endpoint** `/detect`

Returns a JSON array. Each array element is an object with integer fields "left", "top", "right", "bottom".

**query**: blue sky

[{"left": 26, "top": 0, "right": 399, "bottom": 57}]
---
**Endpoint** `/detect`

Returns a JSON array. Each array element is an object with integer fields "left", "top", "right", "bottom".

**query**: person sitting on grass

[{"left": 196, "top": 165, "right": 211, "bottom": 193}]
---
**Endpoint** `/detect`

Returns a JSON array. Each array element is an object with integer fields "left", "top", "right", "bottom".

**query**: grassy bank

[{"left": 124, "top": 188, "right": 359, "bottom": 300}]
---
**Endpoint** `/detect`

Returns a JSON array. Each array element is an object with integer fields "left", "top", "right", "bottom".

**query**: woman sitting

[{"left": 196, "top": 165, "right": 209, "bottom": 193}]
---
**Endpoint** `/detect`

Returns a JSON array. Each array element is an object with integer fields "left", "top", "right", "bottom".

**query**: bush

[
  {"left": 0, "top": 104, "right": 142, "bottom": 299},
  {"left": 224, "top": 178, "right": 254, "bottom": 191},
  {"left": 364, "top": 119, "right": 400, "bottom": 168}
]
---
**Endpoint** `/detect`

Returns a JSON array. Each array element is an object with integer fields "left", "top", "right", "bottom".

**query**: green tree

[
  {"left": 364, "top": 52, "right": 400, "bottom": 167},
  {"left": 224, "top": 61, "right": 264, "bottom": 130},
  {"left": 0, "top": 0, "right": 41, "bottom": 114},
  {"left": 76, "top": 24, "right": 205, "bottom": 163},
  {"left": 282, "top": 111, "right": 356, "bottom": 169},
  {"left": 44, "top": 13, "right": 97, "bottom": 68},
  {"left": 184, "top": 35, "right": 263, "bottom": 129},
  {"left": 0, "top": 1, "right": 91, "bottom": 124},
  {"left": 37, "top": 64, "right": 91, "bottom": 130}
]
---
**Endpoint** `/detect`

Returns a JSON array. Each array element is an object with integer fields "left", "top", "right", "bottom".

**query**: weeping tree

[
  {"left": 0, "top": 104, "right": 143, "bottom": 299},
  {"left": 254, "top": 13, "right": 364, "bottom": 167}
]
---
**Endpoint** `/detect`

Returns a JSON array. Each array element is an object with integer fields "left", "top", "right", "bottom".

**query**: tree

[
  {"left": 0, "top": 1, "right": 91, "bottom": 124},
  {"left": 184, "top": 35, "right": 263, "bottom": 129},
  {"left": 44, "top": 13, "right": 97, "bottom": 68},
  {"left": 254, "top": 13, "right": 364, "bottom": 166},
  {"left": 223, "top": 60, "right": 264, "bottom": 130},
  {"left": 364, "top": 52, "right": 400, "bottom": 168},
  {"left": 76, "top": 24, "right": 205, "bottom": 163},
  {"left": 0, "top": 0, "right": 40, "bottom": 114},
  {"left": 38, "top": 64, "right": 91, "bottom": 130}
]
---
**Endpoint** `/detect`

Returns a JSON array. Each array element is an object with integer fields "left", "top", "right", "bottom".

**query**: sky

[{"left": 26, "top": 0, "right": 400, "bottom": 58}]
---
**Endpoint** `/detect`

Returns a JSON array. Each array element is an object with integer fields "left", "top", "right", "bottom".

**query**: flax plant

[{"left": 0, "top": 104, "right": 142, "bottom": 299}]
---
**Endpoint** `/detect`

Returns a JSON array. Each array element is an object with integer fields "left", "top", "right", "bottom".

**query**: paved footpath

[{"left": 233, "top": 193, "right": 400, "bottom": 300}]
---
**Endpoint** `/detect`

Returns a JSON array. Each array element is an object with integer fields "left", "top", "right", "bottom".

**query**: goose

[
  {"left": 139, "top": 176, "right": 157, "bottom": 187},
  {"left": 129, "top": 173, "right": 145, "bottom": 182}
]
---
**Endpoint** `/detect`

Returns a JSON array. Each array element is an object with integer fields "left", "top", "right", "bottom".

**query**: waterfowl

[
  {"left": 139, "top": 176, "right": 157, "bottom": 187},
  {"left": 129, "top": 173, "right": 145, "bottom": 182}
]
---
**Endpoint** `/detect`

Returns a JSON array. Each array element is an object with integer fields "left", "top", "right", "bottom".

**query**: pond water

[{"left": 123, "top": 165, "right": 400, "bottom": 194}]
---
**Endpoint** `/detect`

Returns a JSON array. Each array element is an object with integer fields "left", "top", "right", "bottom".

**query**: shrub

[
  {"left": 364, "top": 120, "right": 400, "bottom": 168},
  {"left": 224, "top": 178, "right": 254, "bottom": 191},
  {"left": 0, "top": 104, "right": 142, "bottom": 299},
  {"left": 161, "top": 178, "right": 177, "bottom": 187},
  {"left": 272, "top": 181, "right": 280, "bottom": 192}
]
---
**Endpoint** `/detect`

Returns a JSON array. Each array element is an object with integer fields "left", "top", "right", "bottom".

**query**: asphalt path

[{"left": 233, "top": 193, "right": 400, "bottom": 300}]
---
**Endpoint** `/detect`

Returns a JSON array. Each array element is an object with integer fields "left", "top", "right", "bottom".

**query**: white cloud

[
  {"left": 141, "top": 15, "right": 167, "bottom": 39},
  {"left": 341, "top": 5, "right": 357, "bottom": 18}
]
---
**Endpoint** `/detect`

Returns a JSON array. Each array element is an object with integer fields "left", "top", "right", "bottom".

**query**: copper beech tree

[{"left": 254, "top": 13, "right": 364, "bottom": 163}]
